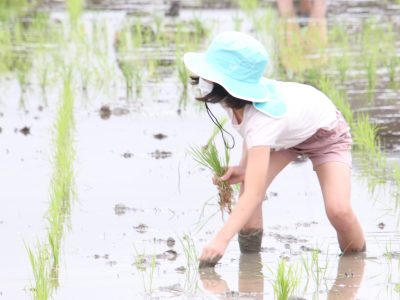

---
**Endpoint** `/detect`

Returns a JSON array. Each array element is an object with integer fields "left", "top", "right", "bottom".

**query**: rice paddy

[{"left": 1, "top": 0, "right": 400, "bottom": 299}]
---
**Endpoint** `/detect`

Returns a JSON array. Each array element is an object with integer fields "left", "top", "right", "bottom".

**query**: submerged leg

[
  {"left": 239, "top": 151, "right": 294, "bottom": 253},
  {"left": 316, "top": 162, "right": 365, "bottom": 253}
]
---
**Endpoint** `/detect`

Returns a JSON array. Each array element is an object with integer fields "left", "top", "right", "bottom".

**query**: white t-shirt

[{"left": 223, "top": 81, "right": 338, "bottom": 150}]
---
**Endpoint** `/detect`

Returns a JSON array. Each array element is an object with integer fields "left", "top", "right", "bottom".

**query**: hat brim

[{"left": 183, "top": 52, "right": 278, "bottom": 103}]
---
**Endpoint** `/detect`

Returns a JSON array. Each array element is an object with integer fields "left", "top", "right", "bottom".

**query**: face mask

[{"left": 196, "top": 77, "right": 214, "bottom": 98}]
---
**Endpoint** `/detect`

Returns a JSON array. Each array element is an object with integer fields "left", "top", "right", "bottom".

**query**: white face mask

[{"left": 196, "top": 77, "right": 214, "bottom": 98}]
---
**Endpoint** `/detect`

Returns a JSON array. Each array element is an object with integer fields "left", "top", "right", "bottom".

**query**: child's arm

[{"left": 199, "top": 146, "right": 270, "bottom": 267}]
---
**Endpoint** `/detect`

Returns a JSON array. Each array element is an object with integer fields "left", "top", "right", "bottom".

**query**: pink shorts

[{"left": 277, "top": 111, "right": 352, "bottom": 170}]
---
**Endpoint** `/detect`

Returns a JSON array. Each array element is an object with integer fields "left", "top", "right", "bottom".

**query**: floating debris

[
  {"left": 175, "top": 266, "right": 186, "bottom": 273},
  {"left": 94, "top": 254, "right": 109, "bottom": 260},
  {"left": 19, "top": 126, "right": 30, "bottom": 135},
  {"left": 151, "top": 150, "right": 172, "bottom": 159},
  {"left": 114, "top": 203, "right": 129, "bottom": 215},
  {"left": 112, "top": 107, "right": 129, "bottom": 116},
  {"left": 156, "top": 249, "right": 177, "bottom": 261},
  {"left": 100, "top": 105, "right": 111, "bottom": 120},
  {"left": 377, "top": 222, "right": 385, "bottom": 230},
  {"left": 133, "top": 223, "right": 148, "bottom": 233},
  {"left": 166, "top": 237, "right": 175, "bottom": 248},
  {"left": 153, "top": 133, "right": 168, "bottom": 140},
  {"left": 122, "top": 152, "right": 133, "bottom": 158},
  {"left": 269, "top": 232, "right": 307, "bottom": 244}
]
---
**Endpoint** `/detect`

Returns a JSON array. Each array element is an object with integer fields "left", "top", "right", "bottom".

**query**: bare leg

[
  {"left": 277, "top": 0, "right": 296, "bottom": 17},
  {"left": 239, "top": 151, "right": 294, "bottom": 253},
  {"left": 315, "top": 162, "right": 365, "bottom": 253}
]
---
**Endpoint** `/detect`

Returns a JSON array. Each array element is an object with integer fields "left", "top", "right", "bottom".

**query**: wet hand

[
  {"left": 199, "top": 237, "right": 227, "bottom": 268},
  {"left": 212, "top": 166, "right": 245, "bottom": 186}
]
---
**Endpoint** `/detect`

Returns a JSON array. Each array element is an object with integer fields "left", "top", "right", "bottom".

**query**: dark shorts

[{"left": 277, "top": 111, "right": 352, "bottom": 170}]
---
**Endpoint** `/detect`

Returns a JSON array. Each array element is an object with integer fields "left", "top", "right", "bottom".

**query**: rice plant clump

[
  {"left": 191, "top": 142, "right": 233, "bottom": 214},
  {"left": 271, "top": 259, "right": 300, "bottom": 300}
]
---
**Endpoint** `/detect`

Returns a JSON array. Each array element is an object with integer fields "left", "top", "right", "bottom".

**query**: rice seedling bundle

[{"left": 191, "top": 142, "right": 233, "bottom": 214}]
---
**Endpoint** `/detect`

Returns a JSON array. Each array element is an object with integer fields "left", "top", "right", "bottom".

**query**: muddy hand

[
  {"left": 199, "top": 255, "right": 222, "bottom": 268},
  {"left": 199, "top": 238, "right": 227, "bottom": 269}
]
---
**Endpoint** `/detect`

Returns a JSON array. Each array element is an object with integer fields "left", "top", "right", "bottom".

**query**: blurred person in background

[{"left": 276, "top": 0, "right": 328, "bottom": 75}]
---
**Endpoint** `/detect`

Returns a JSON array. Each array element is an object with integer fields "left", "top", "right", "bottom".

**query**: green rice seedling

[
  {"left": 270, "top": 259, "right": 300, "bottom": 300},
  {"left": 191, "top": 141, "right": 233, "bottom": 213},
  {"left": 67, "top": 0, "right": 84, "bottom": 25},
  {"left": 236, "top": 0, "right": 259, "bottom": 15},
  {"left": 352, "top": 114, "right": 387, "bottom": 192},
  {"left": 179, "top": 234, "right": 200, "bottom": 293},
  {"left": 26, "top": 242, "right": 51, "bottom": 300},
  {"left": 300, "top": 247, "right": 329, "bottom": 297},
  {"left": 391, "top": 163, "right": 400, "bottom": 210},
  {"left": 388, "top": 56, "right": 399, "bottom": 89},
  {"left": 133, "top": 247, "right": 157, "bottom": 295},
  {"left": 315, "top": 76, "right": 353, "bottom": 126},
  {"left": 329, "top": 24, "right": 350, "bottom": 83},
  {"left": 46, "top": 73, "right": 75, "bottom": 269},
  {"left": 366, "top": 55, "right": 377, "bottom": 102},
  {"left": 177, "top": 51, "right": 190, "bottom": 104},
  {"left": 0, "top": 0, "right": 33, "bottom": 21}
]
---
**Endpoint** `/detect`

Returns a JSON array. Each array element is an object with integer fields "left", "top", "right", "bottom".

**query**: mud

[
  {"left": 19, "top": 126, "right": 30, "bottom": 135},
  {"left": 153, "top": 133, "right": 168, "bottom": 140},
  {"left": 238, "top": 228, "right": 264, "bottom": 253}
]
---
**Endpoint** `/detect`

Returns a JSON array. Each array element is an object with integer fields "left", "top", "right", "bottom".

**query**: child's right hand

[{"left": 213, "top": 166, "right": 246, "bottom": 185}]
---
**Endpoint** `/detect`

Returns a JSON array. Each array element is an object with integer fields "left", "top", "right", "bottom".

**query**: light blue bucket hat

[{"left": 183, "top": 31, "right": 286, "bottom": 118}]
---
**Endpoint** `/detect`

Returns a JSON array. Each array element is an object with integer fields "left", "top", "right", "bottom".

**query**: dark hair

[{"left": 190, "top": 76, "right": 252, "bottom": 109}]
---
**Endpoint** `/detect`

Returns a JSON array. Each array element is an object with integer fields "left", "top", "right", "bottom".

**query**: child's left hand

[{"left": 199, "top": 237, "right": 228, "bottom": 268}]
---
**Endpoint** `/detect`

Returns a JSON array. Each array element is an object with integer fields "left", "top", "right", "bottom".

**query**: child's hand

[
  {"left": 212, "top": 166, "right": 246, "bottom": 185},
  {"left": 199, "top": 237, "right": 228, "bottom": 268}
]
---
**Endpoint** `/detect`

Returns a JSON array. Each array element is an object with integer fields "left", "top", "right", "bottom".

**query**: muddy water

[{"left": 1, "top": 1, "right": 400, "bottom": 300}]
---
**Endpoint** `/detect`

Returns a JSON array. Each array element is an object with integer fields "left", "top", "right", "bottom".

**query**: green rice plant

[
  {"left": 366, "top": 55, "right": 377, "bottom": 102},
  {"left": 236, "top": 0, "right": 259, "bottom": 15},
  {"left": 270, "top": 259, "right": 300, "bottom": 300},
  {"left": 352, "top": 114, "right": 387, "bottom": 192},
  {"left": 391, "top": 162, "right": 400, "bottom": 210},
  {"left": 315, "top": 76, "right": 353, "bottom": 126},
  {"left": 177, "top": 50, "right": 190, "bottom": 108},
  {"left": 0, "top": 0, "right": 33, "bottom": 21},
  {"left": 26, "top": 242, "right": 51, "bottom": 300},
  {"left": 133, "top": 247, "right": 157, "bottom": 295},
  {"left": 179, "top": 234, "right": 200, "bottom": 293},
  {"left": 67, "top": 0, "right": 84, "bottom": 24},
  {"left": 46, "top": 73, "right": 75, "bottom": 268},
  {"left": 329, "top": 25, "right": 350, "bottom": 83},
  {"left": 388, "top": 56, "right": 399, "bottom": 89},
  {"left": 301, "top": 248, "right": 329, "bottom": 289},
  {"left": 191, "top": 141, "right": 233, "bottom": 213}
]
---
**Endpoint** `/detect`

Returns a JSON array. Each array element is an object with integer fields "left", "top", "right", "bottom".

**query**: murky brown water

[{"left": 1, "top": 1, "right": 400, "bottom": 299}]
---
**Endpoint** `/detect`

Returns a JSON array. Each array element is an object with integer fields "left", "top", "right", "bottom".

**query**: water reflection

[
  {"left": 327, "top": 253, "right": 365, "bottom": 300},
  {"left": 200, "top": 253, "right": 264, "bottom": 299},
  {"left": 200, "top": 252, "right": 365, "bottom": 299}
]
